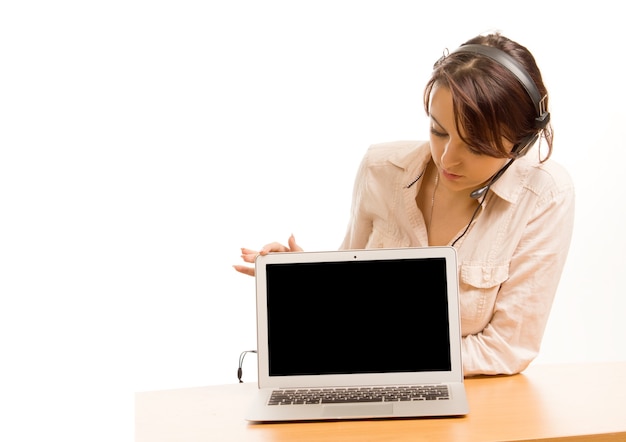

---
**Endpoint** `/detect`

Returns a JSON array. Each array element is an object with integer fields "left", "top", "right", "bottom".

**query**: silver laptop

[{"left": 245, "top": 246, "right": 469, "bottom": 422}]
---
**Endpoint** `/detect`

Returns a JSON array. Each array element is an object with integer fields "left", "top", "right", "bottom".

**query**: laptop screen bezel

[{"left": 254, "top": 246, "right": 463, "bottom": 388}]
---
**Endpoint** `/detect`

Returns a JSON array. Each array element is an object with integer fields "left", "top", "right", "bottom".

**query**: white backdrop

[{"left": 2, "top": 1, "right": 625, "bottom": 440}]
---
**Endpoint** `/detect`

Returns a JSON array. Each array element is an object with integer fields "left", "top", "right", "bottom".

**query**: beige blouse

[{"left": 340, "top": 140, "right": 575, "bottom": 376}]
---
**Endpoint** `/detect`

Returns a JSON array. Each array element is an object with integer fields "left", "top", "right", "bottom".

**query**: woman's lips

[{"left": 442, "top": 169, "right": 462, "bottom": 180}]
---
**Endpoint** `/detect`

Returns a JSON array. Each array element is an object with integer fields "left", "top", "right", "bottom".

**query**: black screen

[{"left": 265, "top": 257, "right": 451, "bottom": 376}]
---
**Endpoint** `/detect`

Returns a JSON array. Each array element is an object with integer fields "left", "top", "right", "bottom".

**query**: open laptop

[{"left": 245, "top": 246, "right": 468, "bottom": 422}]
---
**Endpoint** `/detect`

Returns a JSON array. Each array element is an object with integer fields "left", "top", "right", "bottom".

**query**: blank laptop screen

[{"left": 264, "top": 257, "right": 451, "bottom": 377}]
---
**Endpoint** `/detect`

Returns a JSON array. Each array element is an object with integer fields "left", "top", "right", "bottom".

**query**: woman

[{"left": 234, "top": 33, "right": 575, "bottom": 376}]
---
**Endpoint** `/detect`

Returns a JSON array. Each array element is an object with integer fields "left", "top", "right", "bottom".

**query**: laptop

[{"left": 245, "top": 246, "right": 469, "bottom": 422}]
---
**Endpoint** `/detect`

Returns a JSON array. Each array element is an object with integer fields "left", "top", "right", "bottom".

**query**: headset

[{"left": 449, "top": 44, "right": 551, "bottom": 199}]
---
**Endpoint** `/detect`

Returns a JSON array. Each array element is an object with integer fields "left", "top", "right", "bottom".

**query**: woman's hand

[{"left": 233, "top": 234, "right": 303, "bottom": 276}]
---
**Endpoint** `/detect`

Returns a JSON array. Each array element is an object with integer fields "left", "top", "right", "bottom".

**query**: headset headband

[{"left": 450, "top": 44, "right": 550, "bottom": 130}]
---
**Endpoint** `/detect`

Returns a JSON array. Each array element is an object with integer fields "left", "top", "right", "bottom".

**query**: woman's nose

[{"left": 440, "top": 141, "right": 463, "bottom": 169}]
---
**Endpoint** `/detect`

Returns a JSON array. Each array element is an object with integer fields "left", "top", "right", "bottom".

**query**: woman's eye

[
  {"left": 430, "top": 128, "right": 447, "bottom": 137},
  {"left": 466, "top": 145, "right": 484, "bottom": 156}
]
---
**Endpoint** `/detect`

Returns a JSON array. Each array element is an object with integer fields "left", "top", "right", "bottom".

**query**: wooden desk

[{"left": 135, "top": 362, "right": 626, "bottom": 441}]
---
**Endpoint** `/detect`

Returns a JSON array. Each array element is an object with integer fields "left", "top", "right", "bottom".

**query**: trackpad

[{"left": 322, "top": 403, "right": 393, "bottom": 418}]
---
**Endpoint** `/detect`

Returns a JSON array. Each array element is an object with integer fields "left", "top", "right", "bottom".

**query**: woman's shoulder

[
  {"left": 503, "top": 155, "right": 575, "bottom": 206},
  {"left": 525, "top": 156, "right": 574, "bottom": 192},
  {"left": 363, "top": 140, "right": 430, "bottom": 168}
]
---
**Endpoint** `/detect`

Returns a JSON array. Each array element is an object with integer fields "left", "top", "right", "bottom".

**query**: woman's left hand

[{"left": 233, "top": 234, "right": 303, "bottom": 277}]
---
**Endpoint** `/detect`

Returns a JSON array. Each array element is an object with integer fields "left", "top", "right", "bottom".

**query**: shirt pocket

[{"left": 459, "top": 263, "right": 510, "bottom": 334}]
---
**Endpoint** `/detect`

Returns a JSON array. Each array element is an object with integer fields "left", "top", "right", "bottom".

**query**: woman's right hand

[{"left": 233, "top": 234, "right": 303, "bottom": 277}]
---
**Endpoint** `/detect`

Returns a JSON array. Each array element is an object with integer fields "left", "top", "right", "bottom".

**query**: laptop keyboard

[{"left": 268, "top": 385, "right": 450, "bottom": 405}]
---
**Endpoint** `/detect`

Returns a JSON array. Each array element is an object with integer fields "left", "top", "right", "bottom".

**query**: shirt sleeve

[
  {"left": 461, "top": 175, "right": 575, "bottom": 376},
  {"left": 339, "top": 149, "right": 374, "bottom": 250}
]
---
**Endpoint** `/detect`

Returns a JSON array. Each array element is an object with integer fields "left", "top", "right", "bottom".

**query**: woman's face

[{"left": 428, "top": 84, "right": 511, "bottom": 194}]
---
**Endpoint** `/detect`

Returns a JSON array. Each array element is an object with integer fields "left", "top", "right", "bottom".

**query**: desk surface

[{"left": 135, "top": 362, "right": 626, "bottom": 442}]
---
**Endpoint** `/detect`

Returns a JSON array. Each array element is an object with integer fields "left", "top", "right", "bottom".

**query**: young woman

[{"left": 234, "top": 33, "right": 575, "bottom": 376}]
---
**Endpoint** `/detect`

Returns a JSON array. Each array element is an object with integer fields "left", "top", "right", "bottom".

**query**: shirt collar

[{"left": 387, "top": 141, "right": 432, "bottom": 181}]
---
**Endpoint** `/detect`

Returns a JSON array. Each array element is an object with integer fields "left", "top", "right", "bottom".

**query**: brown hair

[{"left": 424, "top": 33, "right": 553, "bottom": 161}]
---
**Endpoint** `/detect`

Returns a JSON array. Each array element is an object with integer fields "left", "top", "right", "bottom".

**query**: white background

[{"left": 2, "top": 1, "right": 625, "bottom": 440}]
